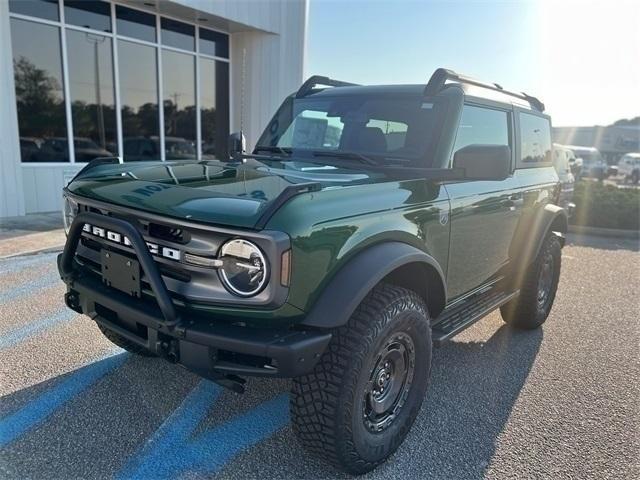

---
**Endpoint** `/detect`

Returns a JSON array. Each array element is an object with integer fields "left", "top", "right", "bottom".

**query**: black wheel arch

[{"left": 300, "top": 242, "right": 447, "bottom": 329}]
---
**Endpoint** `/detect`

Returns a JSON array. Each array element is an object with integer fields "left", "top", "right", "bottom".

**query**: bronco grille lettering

[{"left": 82, "top": 222, "right": 181, "bottom": 261}]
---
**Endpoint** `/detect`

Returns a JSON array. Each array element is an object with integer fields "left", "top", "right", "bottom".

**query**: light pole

[{"left": 86, "top": 33, "right": 106, "bottom": 149}]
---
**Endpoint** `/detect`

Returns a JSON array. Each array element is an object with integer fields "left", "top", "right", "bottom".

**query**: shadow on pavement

[
  {"left": 0, "top": 324, "right": 542, "bottom": 479},
  {"left": 221, "top": 323, "right": 543, "bottom": 479}
]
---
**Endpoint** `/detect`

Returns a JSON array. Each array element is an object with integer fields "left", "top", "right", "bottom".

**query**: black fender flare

[
  {"left": 515, "top": 203, "right": 568, "bottom": 273},
  {"left": 300, "top": 242, "right": 447, "bottom": 329},
  {"left": 535, "top": 203, "right": 568, "bottom": 253}
]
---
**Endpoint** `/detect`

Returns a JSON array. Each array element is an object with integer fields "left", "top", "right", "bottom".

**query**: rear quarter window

[{"left": 518, "top": 112, "right": 552, "bottom": 168}]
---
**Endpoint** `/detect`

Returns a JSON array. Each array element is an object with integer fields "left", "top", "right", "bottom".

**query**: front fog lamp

[
  {"left": 62, "top": 196, "right": 78, "bottom": 235},
  {"left": 218, "top": 239, "right": 268, "bottom": 297}
]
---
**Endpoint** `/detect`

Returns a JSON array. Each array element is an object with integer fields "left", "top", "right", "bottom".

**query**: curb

[{"left": 568, "top": 224, "right": 640, "bottom": 240}]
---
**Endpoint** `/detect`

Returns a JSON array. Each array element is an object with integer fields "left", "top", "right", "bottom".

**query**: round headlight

[
  {"left": 62, "top": 196, "right": 78, "bottom": 235},
  {"left": 218, "top": 239, "right": 269, "bottom": 297}
]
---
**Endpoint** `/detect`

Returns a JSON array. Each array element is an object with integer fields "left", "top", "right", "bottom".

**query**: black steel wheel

[
  {"left": 501, "top": 233, "right": 562, "bottom": 329},
  {"left": 363, "top": 332, "right": 415, "bottom": 433}
]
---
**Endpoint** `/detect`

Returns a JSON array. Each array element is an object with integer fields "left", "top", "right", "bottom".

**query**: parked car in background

[
  {"left": 123, "top": 136, "right": 196, "bottom": 161},
  {"left": 566, "top": 145, "right": 608, "bottom": 180},
  {"left": 566, "top": 148, "right": 582, "bottom": 179},
  {"left": 35, "top": 137, "right": 112, "bottom": 163},
  {"left": 553, "top": 144, "right": 576, "bottom": 215},
  {"left": 19, "top": 137, "right": 41, "bottom": 162},
  {"left": 618, "top": 152, "right": 640, "bottom": 184}
]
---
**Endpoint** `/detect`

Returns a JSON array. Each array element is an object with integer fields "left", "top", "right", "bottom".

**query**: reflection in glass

[
  {"left": 11, "top": 18, "right": 68, "bottom": 162},
  {"left": 9, "top": 0, "right": 59, "bottom": 21},
  {"left": 162, "top": 50, "right": 196, "bottom": 159},
  {"left": 66, "top": 30, "right": 117, "bottom": 161},
  {"left": 115, "top": 5, "right": 156, "bottom": 43},
  {"left": 64, "top": 1, "right": 111, "bottom": 32},
  {"left": 199, "top": 28, "right": 229, "bottom": 58},
  {"left": 160, "top": 18, "right": 194, "bottom": 51},
  {"left": 452, "top": 105, "right": 509, "bottom": 155},
  {"left": 118, "top": 40, "right": 159, "bottom": 161},
  {"left": 200, "top": 59, "right": 230, "bottom": 160},
  {"left": 520, "top": 113, "right": 552, "bottom": 164}
]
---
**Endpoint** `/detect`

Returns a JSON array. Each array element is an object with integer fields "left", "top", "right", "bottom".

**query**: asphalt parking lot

[{"left": 1, "top": 234, "right": 638, "bottom": 479}]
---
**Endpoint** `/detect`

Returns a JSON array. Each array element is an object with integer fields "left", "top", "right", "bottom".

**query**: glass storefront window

[
  {"left": 118, "top": 39, "right": 159, "bottom": 161},
  {"left": 9, "top": 0, "right": 59, "bottom": 22},
  {"left": 162, "top": 50, "right": 196, "bottom": 160},
  {"left": 9, "top": 3, "right": 230, "bottom": 163},
  {"left": 200, "top": 58, "right": 229, "bottom": 160},
  {"left": 66, "top": 30, "right": 117, "bottom": 161},
  {"left": 64, "top": 1, "right": 111, "bottom": 33},
  {"left": 11, "top": 18, "right": 69, "bottom": 162},
  {"left": 199, "top": 28, "right": 229, "bottom": 58},
  {"left": 161, "top": 18, "right": 194, "bottom": 51},
  {"left": 115, "top": 5, "right": 156, "bottom": 43}
]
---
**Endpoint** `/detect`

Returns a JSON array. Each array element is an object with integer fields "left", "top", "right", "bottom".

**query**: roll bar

[
  {"left": 424, "top": 67, "right": 545, "bottom": 112},
  {"left": 296, "top": 75, "right": 359, "bottom": 98}
]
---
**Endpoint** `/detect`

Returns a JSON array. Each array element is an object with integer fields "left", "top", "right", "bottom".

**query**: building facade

[
  {"left": 0, "top": 0, "right": 308, "bottom": 218},
  {"left": 553, "top": 125, "right": 640, "bottom": 164}
]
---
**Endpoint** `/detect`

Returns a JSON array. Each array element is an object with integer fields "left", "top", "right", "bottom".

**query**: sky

[{"left": 306, "top": 0, "right": 640, "bottom": 127}]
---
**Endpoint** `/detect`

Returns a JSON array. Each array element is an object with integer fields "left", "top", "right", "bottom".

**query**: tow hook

[
  {"left": 64, "top": 291, "right": 82, "bottom": 314},
  {"left": 157, "top": 339, "right": 179, "bottom": 363}
]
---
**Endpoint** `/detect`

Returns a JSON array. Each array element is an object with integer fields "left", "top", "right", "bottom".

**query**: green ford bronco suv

[{"left": 58, "top": 68, "right": 566, "bottom": 474}]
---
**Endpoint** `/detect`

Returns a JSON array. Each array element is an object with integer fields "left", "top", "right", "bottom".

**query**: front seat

[{"left": 344, "top": 126, "right": 388, "bottom": 153}]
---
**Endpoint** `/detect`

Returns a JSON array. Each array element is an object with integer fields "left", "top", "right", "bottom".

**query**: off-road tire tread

[
  {"left": 290, "top": 283, "right": 429, "bottom": 474},
  {"left": 501, "top": 233, "right": 561, "bottom": 329},
  {"left": 97, "top": 323, "right": 155, "bottom": 356}
]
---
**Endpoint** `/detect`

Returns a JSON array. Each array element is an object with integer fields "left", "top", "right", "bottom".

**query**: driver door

[{"left": 444, "top": 104, "right": 521, "bottom": 300}]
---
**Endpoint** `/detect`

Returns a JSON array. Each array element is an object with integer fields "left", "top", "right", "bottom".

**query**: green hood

[{"left": 67, "top": 160, "right": 376, "bottom": 229}]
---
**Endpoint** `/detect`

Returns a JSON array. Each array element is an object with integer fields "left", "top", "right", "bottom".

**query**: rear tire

[
  {"left": 501, "top": 233, "right": 562, "bottom": 329},
  {"left": 97, "top": 323, "right": 155, "bottom": 356},
  {"left": 290, "top": 284, "right": 432, "bottom": 474}
]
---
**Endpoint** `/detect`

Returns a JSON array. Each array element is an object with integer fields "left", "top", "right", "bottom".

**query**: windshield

[{"left": 255, "top": 94, "right": 444, "bottom": 166}]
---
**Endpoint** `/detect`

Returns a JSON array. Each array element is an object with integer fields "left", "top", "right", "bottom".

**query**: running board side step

[{"left": 431, "top": 289, "right": 519, "bottom": 343}]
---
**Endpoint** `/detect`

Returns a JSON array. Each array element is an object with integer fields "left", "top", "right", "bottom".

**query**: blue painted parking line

[
  {"left": 119, "top": 381, "right": 290, "bottom": 479},
  {"left": 0, "top": 270, "right": 60, "bottom": 305},
  {"left": 0, "top": 252, "right": 58, "bottom": 275},
  {"left": 0, "top": 350, "right": 127, "bottom": 447},
  {"left": 0, "top": 309, "right": 76, "bottom": 351}
]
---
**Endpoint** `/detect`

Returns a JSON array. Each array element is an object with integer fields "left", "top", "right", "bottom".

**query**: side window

[
  {"left": 452, "top": 105, "right": 510, "bottom": 162},
  {"left": 518, "top": 112, "right": 552, "bottom": 167}
]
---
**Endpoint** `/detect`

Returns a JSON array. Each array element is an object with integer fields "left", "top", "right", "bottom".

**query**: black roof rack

[
  {"left": 296, "top": 75, "right": 359, "bottom": 98},
  {"left": 424, "top": 68, "right": 545, "bottom": 112}
]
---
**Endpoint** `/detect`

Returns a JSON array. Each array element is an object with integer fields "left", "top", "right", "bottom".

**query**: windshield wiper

[
  {"left": 254, "top": 145, "right": 292, "bottom": 156},
  {"left": 312, "top": 150, "right": 379, "bottom": 166}
]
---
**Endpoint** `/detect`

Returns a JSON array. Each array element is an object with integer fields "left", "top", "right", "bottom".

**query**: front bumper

[{"left": 58, "top": 212, "right": 331, "bottom": 390}]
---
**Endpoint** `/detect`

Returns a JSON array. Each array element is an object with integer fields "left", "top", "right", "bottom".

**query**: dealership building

[{"left": 0, "top": 0, "right": 307, "bottom": 218}]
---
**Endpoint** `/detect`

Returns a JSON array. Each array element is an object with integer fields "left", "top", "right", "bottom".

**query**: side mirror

[
  {"left": 228, "top": 132, "right": 246, "bottom": 160},
  {"left": 453, "top": 144, "right": 511, "bottom": 181}
]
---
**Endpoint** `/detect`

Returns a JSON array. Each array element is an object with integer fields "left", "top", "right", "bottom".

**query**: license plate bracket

[{"left": 101, "top": 249, "right": 141, "bottom": 297}]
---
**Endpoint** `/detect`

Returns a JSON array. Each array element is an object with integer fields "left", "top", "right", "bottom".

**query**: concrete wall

[
  {"left": 0, "top": 1, "right": 25, "bottom": 218},
  {"left": 0, "top": 0, "right": 307, "bottom": 217}
]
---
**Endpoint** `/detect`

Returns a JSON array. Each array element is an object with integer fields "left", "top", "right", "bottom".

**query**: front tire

[
  {"left": 501, "top": 233, "right": 562, "bottom": 329},
  {"left": 290, "top": 284, "right": 432, "bottom": 474}
]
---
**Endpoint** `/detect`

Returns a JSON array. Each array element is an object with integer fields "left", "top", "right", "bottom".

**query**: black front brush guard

[{"left": 59, "top": 211, "right": 180, "bottom": 328}]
